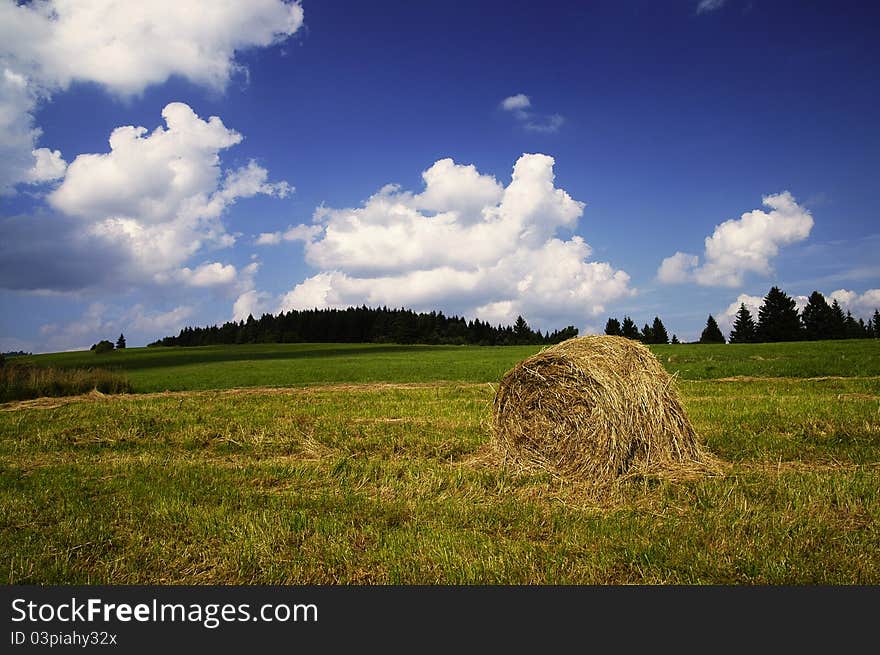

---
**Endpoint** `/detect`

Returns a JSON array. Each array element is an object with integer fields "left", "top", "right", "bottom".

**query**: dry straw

[{"left": 492, "top": 335, "right": 720, "bottom": 489}]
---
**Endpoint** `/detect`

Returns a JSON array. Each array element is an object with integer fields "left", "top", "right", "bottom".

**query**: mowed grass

[
  {"left": 1, "top": 340, "right": 879, "bottom": 583},
  {"left": 19, "top": 338, "right": 880, "bottom": 392}
]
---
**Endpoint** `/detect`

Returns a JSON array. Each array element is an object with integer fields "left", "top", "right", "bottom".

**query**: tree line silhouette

[
  {"left": 148, "top": 287, "right": 878, "bottom": 349},
  {"left": 148, "top": 307, "right": 579, "bottom": 348},
  {"left": 605, "top": 287, "right": 880, "bottom": 345}
]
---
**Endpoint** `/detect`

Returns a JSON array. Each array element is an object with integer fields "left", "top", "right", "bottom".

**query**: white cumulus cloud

[
  {"left": 0, "top": 0, "right": 304, "bottom": 193},
  {"left": 658, "top": 192, "right": 814, "bottom": 288},
  {"left": 27, "top": 147, "right": 67, "bottom": 183},
  {"left": 43, "top": 103, "right": 287, "bottom": 290},
  {"left": 501, "top": 94, "right": 531, "bottom": 111},
  {"left": 829, "top": 288, "right": 880, "bottom": 316},
  {"left": 233, "top": 289, "right": 274, "bottom": 321},
  {"left": 273, "top": 153, "right": 632, "bottom": 329}
]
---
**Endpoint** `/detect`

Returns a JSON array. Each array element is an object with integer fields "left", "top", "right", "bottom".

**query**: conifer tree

[
  {"left": 729, "top": 303, "right": 757, "bottom": 344},
  {"left": 641, "top": 323, "right": 654, "bottom": 344},
  {"left": 829, "top": 300, "right": 847, "bottom": 339},
  {"left": 844, "top": 311, "right": 863, "bottom": 339},
  {"left": 699, "top": 315, "right": 725, "bottom": 344},
  {"left": 801, "top": 291, "right": 833, "bottom": 340},
  {"left": 620, "top": 316, "right": 639, "bottom": 340},
  {"left": 671, "top": 334, "right": 680, "bottom": 344},
  {"left": 873, "top": 310, "right": 880, "bottom": 338},
  {"left": 756, "top": 286, "right": 802, "bottom": 342},
  {"left": 513, "top": 315, "right": 535, "bottom": 345},
  {"left": 116, "top": 333, "right": 126, "bottom": 349},
  {"left": 604, "top": 317, "right": 622, "bottom": 336},
  {"left": 605, "top": 318, "right": 620, "bottom": 337},
  {"left": 651, "top": 317, "right": 669, "bottom": 344}
]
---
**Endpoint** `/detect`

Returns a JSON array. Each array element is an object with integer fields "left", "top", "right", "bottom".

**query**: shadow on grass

[{"left": 45, "top": 344, "right": 466, "bottom": 373}]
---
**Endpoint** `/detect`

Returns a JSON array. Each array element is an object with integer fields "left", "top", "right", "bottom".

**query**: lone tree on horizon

[
  {"left": 729, "top": 303, "right": 757, "bottom": 343},
  {"left": 116, "top": 333, "right": 126, "bottom": 349},
  {"left": 699, "top": 315, "right": 725, "bottom": 344}
]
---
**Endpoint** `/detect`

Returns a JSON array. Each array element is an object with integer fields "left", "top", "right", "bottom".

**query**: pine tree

[
  {"left": 829, "top": 300, "right": 847, "bottom": 339},
  {"left": 513, "top": 315, "right": 534, "bottom": 345},
  {"left": 651, "top": 317, "right": 669, "bottom": 344},
  {"left": 671, "top": 334, "right": 680, "bottom": 344},
  {"left": 699, "top": 315, "right": 725, "bottom": 344},
  {"left": 801, "top": 291, "right": 833, "bottom": 340},
  {"left": 844, "top": 311, "right": 863, "bottom": 339},
  {"left": 620, "top": 316, "right": 639, "bottom": 340},
  {"left": 756, "top": 286, "right": 802, "bottom": 342},
  {"left": 873, "top": 310, "right": 880, "bottom": 338},
  {"left": 641, "top": 323, "right": 654, "bottom": 344},
  {"left": 116, "top": 333, "right": 126, "bottom": 349},
  {"left": 604, "top": 317, "right": 621, "bottom": 336},
  {"left": 729, "top": 303, "right": 757, "bottom": 344}
]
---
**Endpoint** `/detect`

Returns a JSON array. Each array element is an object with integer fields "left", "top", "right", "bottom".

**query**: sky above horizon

[{"left": 1, "top": 0, "right": 879, "bottom": 352}]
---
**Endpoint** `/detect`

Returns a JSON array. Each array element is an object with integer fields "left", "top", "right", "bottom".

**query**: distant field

[
  {"left": 18, "top": 339, "right": 880, "bottom": 392},
  {"left": 2, "top": 339, "right": 879, "bottom": 583}
]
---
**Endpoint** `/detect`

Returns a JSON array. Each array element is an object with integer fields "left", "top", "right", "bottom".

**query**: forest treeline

[
  {"left": 605, "top": 287, "right": 880, "bottom": 344},
  {"left": 146, "top": 286, "right": 878, "bottom": 349},
  {"left": 148, "top": 306, "right": 578, "bottom": 347}
]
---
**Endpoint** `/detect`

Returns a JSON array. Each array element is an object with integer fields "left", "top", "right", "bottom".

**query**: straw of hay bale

[{"left": 492, "top": 335, "right": 717, "bottom": 486}]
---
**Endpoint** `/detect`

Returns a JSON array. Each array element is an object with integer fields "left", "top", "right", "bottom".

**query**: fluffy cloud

[
  {"left": 500, "top": 93, "right": 564, "bottom": 134},
  {"left": 273, "top": 154, "right": 632, "bottom": 328},
  {"left": 0, "top": 68, "right": 64, "bottom": 190},
  {"left": 27, "top": 147, "right": 67, "bottom": 183},
  {"left": 1, "top": 103, "right": 287, "bottom": 294},
  {"left": 233, "top": 289, "right": 274, "bottom": 321},
  {"left": 0, "top": 67, "right": 43, "bottom": 194},
  {"left": 0, "top": 0, "right": 304, "bottom": 193},
  {"left": 501, "top": 94, "right": 531, "bottom": 111},
  {"left": 658, "top": 192, "right": 814, "bottom": 287},
  {"left": 0, "top": 0, "right": 303, "bottom": 94},
  {"left": 829, "top": 288, "right": 880, "bottom": 316},
  {"left": 657, "top": 252, "right": 700, "bottom": 284},
  {"left": 155, "top": 261, "right": 259, "bottom": 290}
]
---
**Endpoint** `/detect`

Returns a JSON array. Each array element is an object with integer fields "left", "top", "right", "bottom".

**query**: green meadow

[{"left": 2, "top": 340, "right": 879, "bottom": 583}]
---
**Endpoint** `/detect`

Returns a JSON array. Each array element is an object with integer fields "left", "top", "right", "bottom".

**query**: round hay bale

[{"left": 492, "top": 335, "right": 714, "bottom": 485}]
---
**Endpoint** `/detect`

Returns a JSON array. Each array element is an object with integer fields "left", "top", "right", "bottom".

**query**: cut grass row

[{"left": 2, "top": 377, "right": 878, "bottom": 584}]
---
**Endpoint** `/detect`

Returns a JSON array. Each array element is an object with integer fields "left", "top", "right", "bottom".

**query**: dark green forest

[
  {"left": 148, "top": 306, "right": 578, "bottom": 348},
  {"left": 141, "top": 286, "right": 879, "bottom": 350}
]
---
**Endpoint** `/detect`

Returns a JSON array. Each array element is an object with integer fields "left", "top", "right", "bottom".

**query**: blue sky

[{"left": 1, "top": 0, "right": 878, "bottom": 352}]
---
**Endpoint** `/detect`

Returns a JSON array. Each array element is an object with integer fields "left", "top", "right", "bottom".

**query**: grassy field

[
  {"left": 17, "top": 339, "right": 880, "bottom": 391},
  {"left": 2, "top": 340, "right": 879, "bottom": 583}
]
